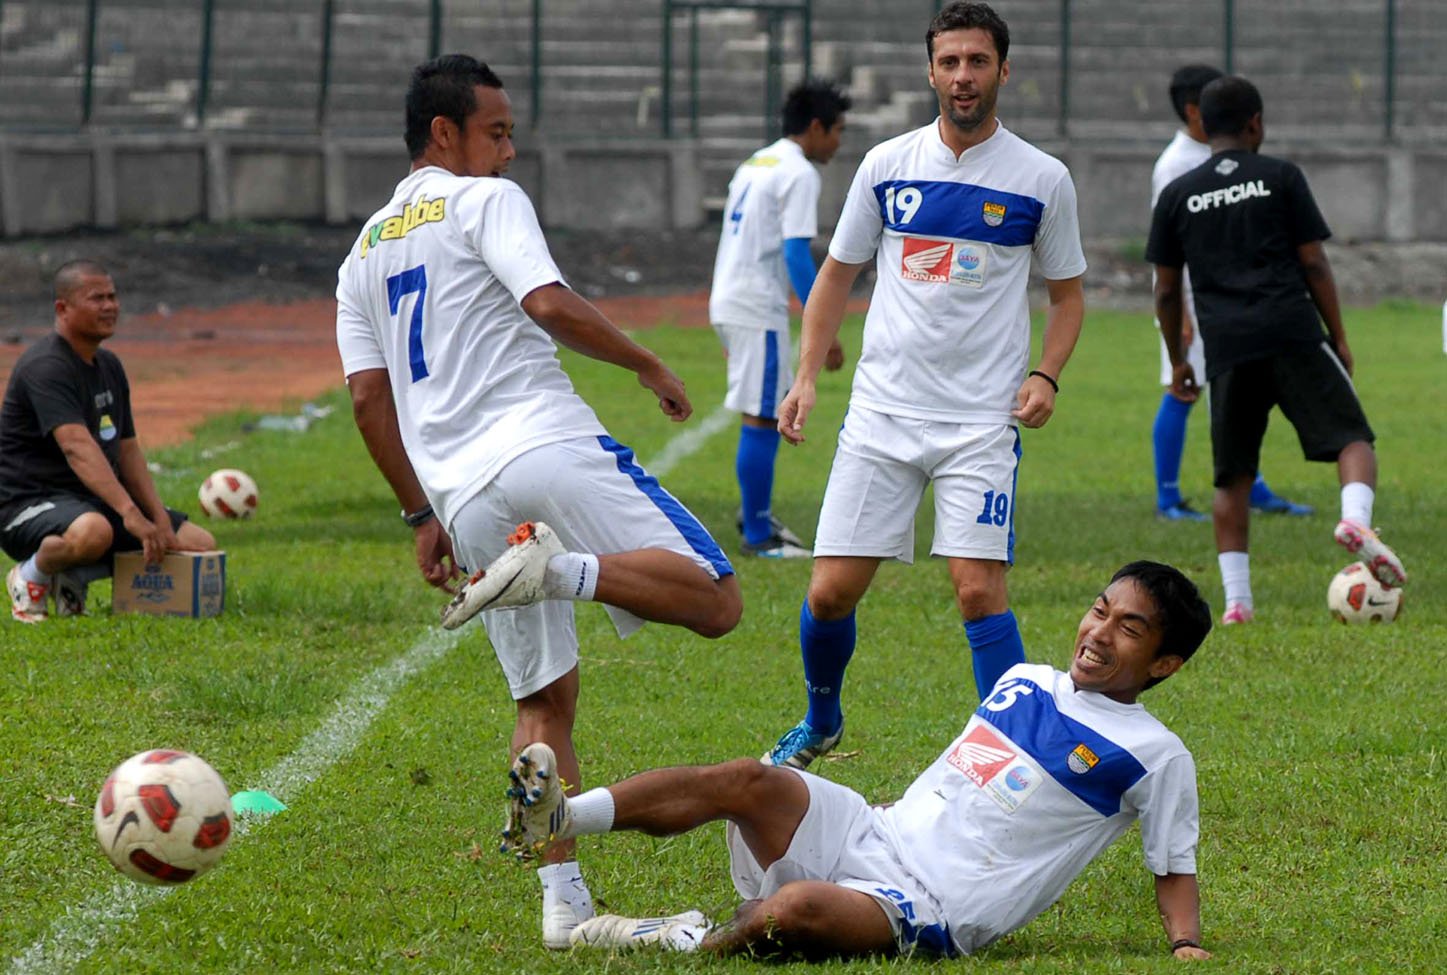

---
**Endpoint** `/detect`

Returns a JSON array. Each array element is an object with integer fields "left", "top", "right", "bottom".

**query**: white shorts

[
  {"left": 713, "top": 322, "right": 794, "bottom": 420},
  {"left": 726, "top": 769, "right": 954, "bottom": 957},
  {"left": 1156, "top": 321, "right": 1206, "bottom": 387},
  {"left": 813, "top": 406, "right": 1020, "bottom": 563},
  {"left": 449, "top": 435, "right": 733, "bottom": 700}
]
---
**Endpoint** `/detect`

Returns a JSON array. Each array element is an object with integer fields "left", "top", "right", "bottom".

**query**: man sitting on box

[{"left": 0, "top": 260, "right": 215, "bottom": 622}]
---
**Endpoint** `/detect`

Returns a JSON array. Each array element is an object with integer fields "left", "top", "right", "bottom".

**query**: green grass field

[{"left": 2, "top": 302, "right": 1443, "bottom": 974}]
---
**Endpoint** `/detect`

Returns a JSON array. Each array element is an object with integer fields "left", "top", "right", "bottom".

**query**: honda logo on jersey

[
  {"left": 901, "top": 237, "right": 953, "bottom": 283},
  {"left": 948, "top": 719, "right": 1046, "bottom": 813}
]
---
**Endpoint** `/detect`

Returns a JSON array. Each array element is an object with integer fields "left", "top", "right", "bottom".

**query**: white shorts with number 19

[
  {"left": 812, "top": 406, "right": 1020, "bottom": 564},
  {"left": 448, "top": 436, "right": 732, "bottom": 700}
]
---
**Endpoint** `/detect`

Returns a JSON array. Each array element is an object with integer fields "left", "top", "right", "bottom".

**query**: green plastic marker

[{"left": 231, "top": 790, "right": 287, "bottom": 817}]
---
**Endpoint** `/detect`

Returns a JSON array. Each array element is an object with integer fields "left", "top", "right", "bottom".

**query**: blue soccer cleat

[
  {"left": 1252, "top": 495, "right": 1315, "bottom": 516},
  {"left": 1156, "top": 501, "right": 1209, "bottom": 522},
  {"left": 761, "top": 720, "right": 843, "bottom": 770}
]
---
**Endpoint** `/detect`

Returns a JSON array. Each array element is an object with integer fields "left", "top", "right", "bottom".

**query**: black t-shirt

[
  {"left": 1146, "top": 149, "right": 1332, "bottom": 379},
  {"left": 0, "top": 333, "right": 136, "bottom": 505}
]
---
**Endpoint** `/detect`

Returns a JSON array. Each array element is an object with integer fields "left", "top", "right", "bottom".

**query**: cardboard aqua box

[{"left": 112, "top": 550, "right": 227, "bottom": 618}]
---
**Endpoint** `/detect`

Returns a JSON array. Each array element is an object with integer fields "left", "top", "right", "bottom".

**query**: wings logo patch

[
  {"left": 947, "top": 722, "right": 1044, "bottom": 813},
  {"left": 901, "top": 237, "right": 953, "bottom": 283}
]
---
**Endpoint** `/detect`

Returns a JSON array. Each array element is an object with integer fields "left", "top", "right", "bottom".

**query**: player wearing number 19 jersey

[
  {"left": 764, "top": 2, "right": 1087, "bottom": 770},
  {"left": 336, "top": 55, "right": 740, "bottom": 950}
]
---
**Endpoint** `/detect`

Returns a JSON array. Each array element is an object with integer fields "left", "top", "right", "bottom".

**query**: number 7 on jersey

[{"left": 387, "top": 265, "right": 429, "bottom": 382}]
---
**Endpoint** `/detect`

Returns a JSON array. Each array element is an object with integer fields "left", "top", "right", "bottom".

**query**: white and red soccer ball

[
  {"left": 93, "top": 749, "right": 233, "bottom": 884},
  {"left": 1327, "top": 562, "right": 1402, "bottom": 624},
  {"left": 198, "top": 468, "right": 258, "bottom": 519}
]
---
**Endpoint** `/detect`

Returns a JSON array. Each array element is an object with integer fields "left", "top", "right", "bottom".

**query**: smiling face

[
  {"left": 1069, "top": 578, "right": 1184, "bottom": 703},
  {"left": 928, "top": 27, "right": 1008, "bottom": 138}
]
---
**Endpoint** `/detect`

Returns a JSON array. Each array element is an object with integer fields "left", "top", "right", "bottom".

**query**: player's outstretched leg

[
  {"left": 443, "top": 521, "right": 562, "bottom": 628},
  {"left": 1249, "top": 474, "right": 1314, "bottom": 516}
]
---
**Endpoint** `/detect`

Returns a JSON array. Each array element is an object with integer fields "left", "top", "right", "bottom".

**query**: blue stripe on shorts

[
  {"left": 596, "top": 435, "right": 735, "bottom": 578},
  {"left": 1006, "top": 428, "right": 1021, "bottom": 565},
  {"left": 758, "top": 330, "right": 780, "bottom": 419}
]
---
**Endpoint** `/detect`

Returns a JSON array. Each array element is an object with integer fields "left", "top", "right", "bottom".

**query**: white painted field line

[
  {"left": 9, "top": 408, "right": 735, "bottom": 974},
  {"left": 9, "top": 629, "right": 461, "bottom": 975},
  {"left": 643, "top": 403, "right": 733, "bottom": 477}
]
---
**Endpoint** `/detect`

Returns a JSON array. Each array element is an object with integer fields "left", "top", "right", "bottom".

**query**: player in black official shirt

[{"left": 1145, "top": 75, "right": 1406, "bottom": 625}]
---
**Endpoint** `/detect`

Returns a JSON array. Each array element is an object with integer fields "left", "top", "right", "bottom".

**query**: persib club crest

[
  {"left": 982, "top": 201, "right": 1007, "bottom": 227},
  {"left": 1214, "top": 157, "right": 1239, "bottom": 176},
  {"left": 1067, "top": 742, "right": 1100, "bottom": 774}
]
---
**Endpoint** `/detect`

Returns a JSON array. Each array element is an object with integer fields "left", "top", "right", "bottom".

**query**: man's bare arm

[
  {"left": 1153, "top": 264, "right": 1198, "bottom": 402},
  {"left": 52, "top": 424, "right": 165, "bottom": 562},
  {"left": 1155, "top": 872, "right": 1211, "bottom": 961},
  {"left": 1013, "top": 275, "right": 1084, "bottom": 429},
  {"left": 1298, "top": 239, "right": 1351, "bottom": 375},
  {"left": 777, "top": 256, "right": 867, "bottom": 445}
]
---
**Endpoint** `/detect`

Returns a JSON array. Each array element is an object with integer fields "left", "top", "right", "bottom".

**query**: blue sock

[
  {"left": 964, "top": 610, "right": 1026, "bottom": 702},
  {"left": 737, "top": 424, "right": 780, "bottom": 544},
  {"left": 1152, "top": 392, "right": 1193, "bottom": 510},
  {"left": 1249, "top": 473, "right": 1277, "bottom": 506},
  {"left": 800, "top": 600, "right": 855, "bottom": 734}
]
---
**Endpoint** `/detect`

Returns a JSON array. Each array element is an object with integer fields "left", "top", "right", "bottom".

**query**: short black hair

[
  {"left": 1168, "top": 64, "right": 1223, "bottom": 124},
  {"left": 404, "top": 54, "right": 504, "bottom": 159},
  {"left": 1199, "top": 75, "right": 1263, "bottom": 139},
  {"left": 54, "top": 259, "right": 111, "bottom": 301},
  {"left": 781, "top": 78, "right": 852, "bottom": 136},
  {"left": 927, "top": 1, "right": 1009, "bottom": 63},
  {"left": 1109, "top": 561, "right": 1212, "bottom": 690}
]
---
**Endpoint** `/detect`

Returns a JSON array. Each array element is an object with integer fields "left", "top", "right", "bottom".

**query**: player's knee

[
  {"left": 64, "top": 513, "right": 113, "bottom": 561},
  {"left": 695, "top": 576, "right": 742, "bottom": 639},
  {"left": 805, "top": 584, "right": 859, "bottom": 622},
  {"left": 711, "top": 757, "right": 772, "bottom": 799},
  {"left": 182, "top": 522, "right": 216, "bottom": 551},
  {"left": 756, "top": 884, "right": 833, "bottom": 941}
]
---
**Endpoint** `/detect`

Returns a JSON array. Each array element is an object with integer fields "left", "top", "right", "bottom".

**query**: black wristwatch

[{"left": 401, "top": 504, "right": 435, "bottom": 528}]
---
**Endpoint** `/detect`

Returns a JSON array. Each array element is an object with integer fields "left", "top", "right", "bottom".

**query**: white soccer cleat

[
  {"left": 569, "top": 910, "right": 712, "bottom": 951},
  {"left": 52, "top": 572, "right": 88, "bottom": 617},
  {"left": 500, "top": 742, "right": 571, "bottom": 863},
  {"left": 441, "top": 521, "right": 564, "bottom": 629},
  {"left": 1334, "top": 519, "right": 1407, "bottom": 589},
  {"left": 542, "top": 900, "right": 594, "bottom": 950},
  {"left": 8, "top": 564, "right": 49, "bottom": 623}
]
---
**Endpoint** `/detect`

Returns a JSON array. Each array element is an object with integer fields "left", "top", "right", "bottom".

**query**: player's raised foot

[
  {"left": 1155, "top": 500, "right": 1209, "bottom": 523},
  {"left": 569, "top": 910, "right": 712, "bottom": 951},
  {"left": 52, "top": 572, "right": 88, "bottom": 617},
  {"left": 441, "top": 521, "right": 564, "bottom": 629},
  {"left": 1220, "top": 602, "right": 1254, "bottom": 626},
  {"left": 542, "top": 901, "right": 595, "bottom": 950},
  {"left": 1334, "top": 519, "right": 1407, "bottom": 589},
  {"left": 735, "top": 507, "right": 805, "bottom": 548},
  {"left": 761, "top": 719, "right": 843, "bottom": 769},
  {"left": 1252, "top": 494, "right": 1315, "bottom": 516},
  {"left": 741, "top": 532, "right": 812, "bottom": 560},
  {"left": 7, "top": 565, "right": 49, "bottom": 623},
  {"left": 500, "top": 742, "right": 571, "bottom": 863}
]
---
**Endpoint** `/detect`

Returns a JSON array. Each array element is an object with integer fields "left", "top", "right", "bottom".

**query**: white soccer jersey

[
  {"left": 879, "top": 663, "right": 1198, "bottom": 955},
  {"left": 709, "top": 137, "right": 821, "bottom": 330},
  {"left": 336, "top": 167, "right": 604, "bottom": 529},
  {"left": 828, "top": 121, "right": 1086, "bottom": 424},
  {"left": 1152, "top": 130, "right": 1210, "bottom": 330}
]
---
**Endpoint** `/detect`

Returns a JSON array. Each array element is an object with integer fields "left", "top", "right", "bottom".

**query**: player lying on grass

[{"left": 501, "top": 561, "right": 1214, "bottom": 961}]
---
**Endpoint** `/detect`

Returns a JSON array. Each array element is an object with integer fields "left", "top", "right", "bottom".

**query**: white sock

[
  {"left": 567, "top": 787, "right": 616, "bottom": 837},
  {"left": 1341, "top": 482, "right": 1374, "bottom": 527},
  {"left": 538, "top": 860, "right": 593, "bottom": 920},
  {"left": 1218, "top": 551, "right": 1252, "bottom": 609},
  {"left": 543, "top": 552, "right": 599, "bottom": 601},
  {"left": 19, "top": 556, "right": 49, "bottom": 586}
]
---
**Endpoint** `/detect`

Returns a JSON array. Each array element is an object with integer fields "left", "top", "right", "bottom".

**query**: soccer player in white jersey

[
  {"left": 500, "top": 561, "right": 1214, "bottom": 961},
  {"left": 709, "top": 79, "right": 851, "bottom": 559},
  {"left": 1149, "top": 64, "right": 1310, "bottom": 522},
  {"left": 335, "top": 55, "right": 742, "bottom": 949},
  {"left": 762, "top": 2, "right": 1087, "bottom": 768}
]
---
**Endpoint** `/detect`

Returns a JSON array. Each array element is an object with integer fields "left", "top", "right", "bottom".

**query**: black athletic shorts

[
  {"left": 0, "top": 493, "right": 187, "bottom": 563},
  {"left": 1209, "top": 341, "right": 1375, "bottom": 488}
]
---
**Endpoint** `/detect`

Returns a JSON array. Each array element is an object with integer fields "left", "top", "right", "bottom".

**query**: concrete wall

[{"left": 1, "top": 131, "right": 1442, "bottom": 242}]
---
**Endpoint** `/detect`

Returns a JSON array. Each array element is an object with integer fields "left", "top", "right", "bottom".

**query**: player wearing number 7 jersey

[
  {"left": 764, "top": 2, "right": 1088, "bottom": 769},
  {"left": 335, "top": 55, "right": 741, "bottom": 949}
]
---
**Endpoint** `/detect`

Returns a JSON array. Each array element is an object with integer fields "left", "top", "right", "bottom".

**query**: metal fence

[{"left": 0, "top": 0, "right": 1438, "bottom": 143}]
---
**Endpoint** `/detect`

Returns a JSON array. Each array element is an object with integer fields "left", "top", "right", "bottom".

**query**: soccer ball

[
  {"left": 93, "top": 749, "right": 233, "bottom": 884},
  {"left": 1326, "top": 562, "right": 1401, "bottom": 624},
  {"left": 198, "top": 468, "right": 258, "bottom": 519}
]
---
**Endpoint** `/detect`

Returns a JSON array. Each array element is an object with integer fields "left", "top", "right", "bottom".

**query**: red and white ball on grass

[
  {"left": 93, "top": 749, "right": 233, "bottom": 884},
  {"left": 1327, "top": 562, "right": 1402, "bottom": 624},
  {"left": 198, "top": 468, "right": 258, "bottom": 519}
]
